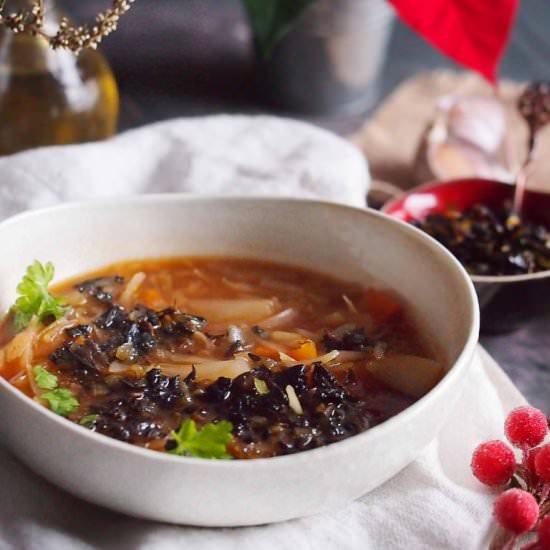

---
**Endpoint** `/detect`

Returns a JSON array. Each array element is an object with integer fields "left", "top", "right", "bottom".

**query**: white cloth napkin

[
  {"left": 0, "top": 349, "right": 524, "bottom": 550},
  {"left": 0, "top": 116, "right": 526, "bottom": 549},
  {"left": 0, "top": 115, "right": 369, "bottom": 218}
]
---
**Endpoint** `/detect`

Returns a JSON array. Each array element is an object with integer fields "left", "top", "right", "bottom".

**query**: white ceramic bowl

[{"left": 0, "top": 196, "right": 479, "bottom": 527}]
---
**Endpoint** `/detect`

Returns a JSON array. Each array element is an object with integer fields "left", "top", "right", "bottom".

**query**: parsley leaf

[
  {"left": 41, "top": 388, "right": 79, "bottom": 417},
  {"left": 168, "top": 419, "right": 233, "bottom": 459},
  {"left": 33, "top": 365, "right": 58, "bottom": 390},
  {"left": 79, "top": 414, "right": 99, "bottom": 428},
  {"left": 12, "top": 260, "right": 66, "bottom": 331},
  {"left": 254, "top": 377, "right": 269, "bottom": 395},
  {"left": 33, "top": 366, "right": 79, "bottom": 416}
]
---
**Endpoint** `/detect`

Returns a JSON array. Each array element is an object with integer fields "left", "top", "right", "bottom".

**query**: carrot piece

[
  {"left": 287, "top": 340, "right": 317, "bottom": 361},
  {"left": 251, "top": 345, "right": 280, "bottom": 360},
  {"left": 362, "top": 289, "right": 401, "bottom": 323},
  {"left": 1, "top": 359, "right": 23, "bottom": 381}
]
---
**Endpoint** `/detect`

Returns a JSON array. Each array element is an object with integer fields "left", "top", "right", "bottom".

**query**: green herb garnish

[
  {"left": 79, "top": 414, "right": 99, "bottom": 428},
  {"left": 33, "top": 365, "right": 58, "bottom": 390},
  {"left": 254, "top": 377, "right": 269, "bottom": 395},
  {"left": 33, "top": 364, "right": 79, "bottom": 416},
  {"left": 168, "top": 419, "right": 233, "bottom": 459},
  {"left": 12, "top": 260, "right": 66, "bottom": 331},
  {"left": 41, "top": 388, "right": 79, "bottom": 417}
]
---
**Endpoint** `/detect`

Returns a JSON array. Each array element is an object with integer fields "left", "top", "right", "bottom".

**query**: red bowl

[
  {"left": 383, "top": 178, "right": 550, "bottom": 333},
  {"left": 383, "top": 177, "right": 550, "bottom": 226}
]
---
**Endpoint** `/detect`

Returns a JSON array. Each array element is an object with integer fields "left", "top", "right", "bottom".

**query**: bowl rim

[
  {"left": 0, "top": 194, "right": 480, "bottom": 469},
  {"left": 382, "top": 177, "right": 550, "bottom": 285}
]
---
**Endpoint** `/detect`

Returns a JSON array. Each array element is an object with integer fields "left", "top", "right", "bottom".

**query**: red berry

[
  {"left": 505, "top": 406, "right": 548, "bottom": 449},
  {"left": 494, "top": 488, "right": 539, "bottom": 534},
  {"left": 539, "top": 514, "right": 550, "bottom": 550},
  {"left": 535, "top": 444, "right": 550, "bottom": 484},
  {"left": 471, "top": 440, "right": 516, "bottom": 486},
  {"left": 527, "top": 446, "right": 543, "bottom": 477}
]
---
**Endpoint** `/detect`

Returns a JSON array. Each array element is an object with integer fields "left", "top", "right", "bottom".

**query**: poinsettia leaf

[
  {"left": 388, "top": 0, "right": 519, "bottom": 83},
  {"left": 243, "top": 0, "right": 315, "bottom": 57}
]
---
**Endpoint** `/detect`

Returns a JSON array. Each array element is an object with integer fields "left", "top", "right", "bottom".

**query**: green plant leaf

[
  {"left": 242, "top": 0, "right": 315, "bottom": 57},
  {"left": 168, "top": 419, "right": 234, "bottom": 459},
  {"left": 79, "top": 414, "right": 99, "bottom": 428},
  {"left": 11, "top": 260, "right": 67, "bottom": 331},
  {"left": 254, "top": 377, "right": 269, "bottom": 395},
  {"left": 33, "top": 365, "right": 58, "bottom": 390},
  {"left": 41, "top": 388, "right": 79, "bottom": 417}
]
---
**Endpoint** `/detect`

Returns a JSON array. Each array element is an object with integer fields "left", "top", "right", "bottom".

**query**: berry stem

[
  {"left": 522, "top": 449, "right": 529, "bottom": 464},
  {"left": 504, "top": 535, "right": 518, "bottom": 550},
  {"left": 514, "top": 468, "right": 529, "bottom": 491},
  {"left": 539, "top": 498, "right": 550, "bottom": 517},
  {"left": 490, "top": 528, "right": 516, "bottom": 550}
]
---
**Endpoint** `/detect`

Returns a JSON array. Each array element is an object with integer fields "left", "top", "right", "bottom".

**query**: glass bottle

[{"left": 0, "top": 0, "right": 119, "bottom": 155}]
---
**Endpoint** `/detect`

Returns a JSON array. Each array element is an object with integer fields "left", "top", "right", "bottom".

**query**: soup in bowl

[
  {"left": 1, "top": 257, "right": 441, "bottom": 459},
  {"left": 0, "top": 196, "right": 478, "bottom": 526}
]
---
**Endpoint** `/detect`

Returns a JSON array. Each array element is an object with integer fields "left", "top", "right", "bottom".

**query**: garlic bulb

[{"left": 414, "top": 95, "right": 515, "bottom": 184}]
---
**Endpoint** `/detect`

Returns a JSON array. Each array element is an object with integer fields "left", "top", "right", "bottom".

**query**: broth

[{"left": 0, "top": 258, "right": 444, "bottom": 459}]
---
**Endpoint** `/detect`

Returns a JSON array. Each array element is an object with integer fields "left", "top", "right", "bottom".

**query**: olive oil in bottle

[{"left": 0, "top": 0, "right": 119, "bottom": 156}]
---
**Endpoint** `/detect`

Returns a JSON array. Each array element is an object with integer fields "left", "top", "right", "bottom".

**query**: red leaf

[{"left": 388, "top": 0, "right": 519, "bottom": 83}]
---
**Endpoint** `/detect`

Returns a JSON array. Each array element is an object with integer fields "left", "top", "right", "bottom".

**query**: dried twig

[{"left": 0, "top": 0, "right": 134, "bottom": 52}]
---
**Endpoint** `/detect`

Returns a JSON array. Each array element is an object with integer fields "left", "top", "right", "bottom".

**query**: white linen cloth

[
  {"left": 0, "top": 116, "right": 526, "bottom": 549},
  {"left": 0, "top": 115, "right": 370, "bottom": 217}
]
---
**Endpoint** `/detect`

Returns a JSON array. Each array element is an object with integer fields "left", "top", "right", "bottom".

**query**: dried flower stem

[
  {"left": 513, "top": 82, "right": 550, "bottom": 214},
  {"left": 0, "top": 0, "right": 134, "bottom": 52}
]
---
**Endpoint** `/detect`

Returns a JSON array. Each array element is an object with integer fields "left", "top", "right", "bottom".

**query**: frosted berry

[
  {"left": 493, "top": 488, "right": 539, "bottom": 534},
  {"left": 538, "top": 514, "right": 550, "bottom": 549},
  {"left": 535, "top": 444, "right": 550, "bottom": 483},
  {"left": 526, "top": 446, "right": 542, "bottom": 477},
  {"left": 505, "top": 406, "right": 548, "bottom": 450},
  {"left": 471, "top": 440, "right": 516, "bottom": 486}
]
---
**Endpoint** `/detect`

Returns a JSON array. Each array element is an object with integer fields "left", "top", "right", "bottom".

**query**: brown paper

[{"left": 349, "top": 70, "right": 550, "bottom": 195}]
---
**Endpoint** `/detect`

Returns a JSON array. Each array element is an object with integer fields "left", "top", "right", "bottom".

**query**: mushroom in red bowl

[{"left": 384, "top": 178, "right": 550, "bottom": 333}]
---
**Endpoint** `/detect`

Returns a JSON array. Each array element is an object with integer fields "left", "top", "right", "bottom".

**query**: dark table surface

[{"left": 69, "top": 0, "right": 550, "bottom": 412}]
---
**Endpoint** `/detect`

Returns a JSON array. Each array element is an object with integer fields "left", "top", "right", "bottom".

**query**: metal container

[{"left": 256, "top": 0, "right": 394, "bottom": 114}]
